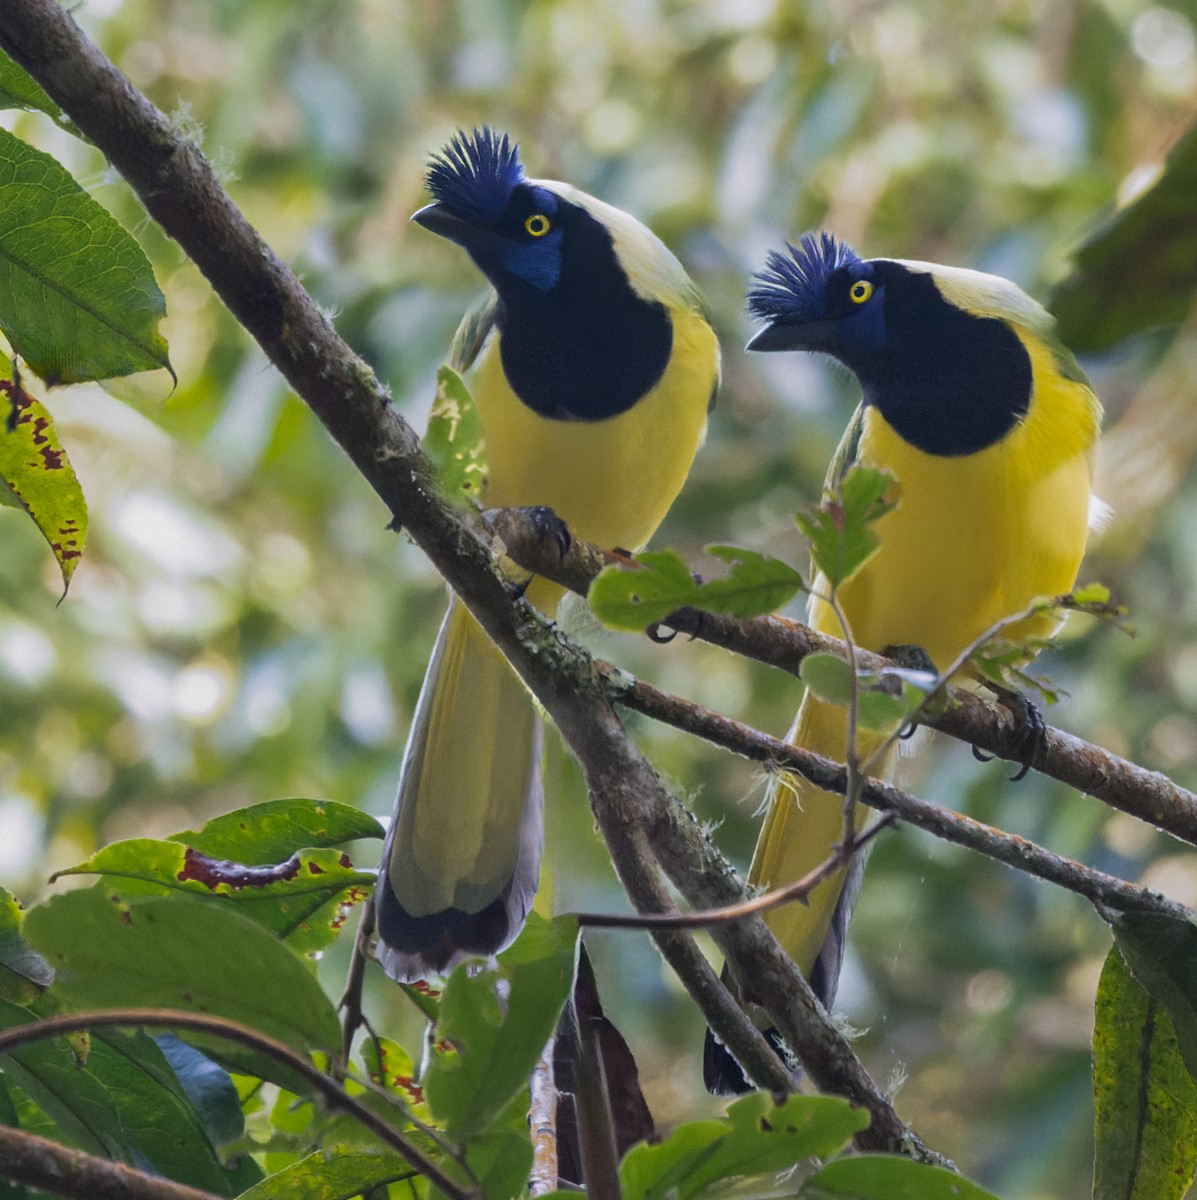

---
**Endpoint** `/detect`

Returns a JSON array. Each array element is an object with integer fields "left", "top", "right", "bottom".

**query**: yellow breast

[
  {"left": 470, "top": 306, "right": 717, "bottom": 554},
  {"left": 814, "top": 327, "right": 1102, "bottom": 668}
]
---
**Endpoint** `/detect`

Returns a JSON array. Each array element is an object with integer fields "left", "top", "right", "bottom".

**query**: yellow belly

[{"left": 470, "top": 307, "right": 716, "bottom": 555}]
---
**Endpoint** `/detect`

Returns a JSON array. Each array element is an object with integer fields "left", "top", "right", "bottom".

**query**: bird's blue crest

[
  {"left": 747, "top": 231, "right": 862, "bottom": 322},
  {"left": 426, "top": 127, "right": 525, "bottom": 226}
]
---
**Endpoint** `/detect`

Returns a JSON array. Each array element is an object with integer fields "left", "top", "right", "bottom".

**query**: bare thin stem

[
  {"left": 530, "top": 1037, "right": 559, "bottom": 1196},
  {"left": 574, "top": 818, "right": 893, "bottom": 932}
]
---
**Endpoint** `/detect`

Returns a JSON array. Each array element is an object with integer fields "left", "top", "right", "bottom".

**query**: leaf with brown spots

[
  {"left": 0, "top": 367, "right": 87, "bottom": 591},
  {"left": 50, "top": 838, "right": 375, "bottom": 959}
]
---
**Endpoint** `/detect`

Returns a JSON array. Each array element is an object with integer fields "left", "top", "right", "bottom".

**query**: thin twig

[
  {"left": 573, "top": 818, "right": 894, "bottom": 931},
  {"left": 335, "top": 896, "right": 376, "bottom": 1078},
  {"left": 605, "top": 668, "right": 1190, "bottom": 920},
  {"left": 0, "top": 1009, "right": 475, "bottom": 1200},
  {"left": 577, "top": 813, "right": 794, "bottom": 1093},
  {"left": 530, "top": 1037, "right": 559, "bottom": 1196}
]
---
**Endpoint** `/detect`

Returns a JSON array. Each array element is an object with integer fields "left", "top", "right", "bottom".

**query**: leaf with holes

[
  {"left": 424, "top": 365, "right": 487, "bottom": 504},
  {"left": 0, "top": 128, "right": 171, "bottom": 385},
  {"left": 589, "top": 545, "right": 802, "bottom": 632}
]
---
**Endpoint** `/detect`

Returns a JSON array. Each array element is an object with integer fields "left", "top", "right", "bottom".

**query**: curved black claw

[
  {"left": 646, "top": 623, "right": 678, "bottom": 644},
  {"left": 987, "top": 684, "right": 1046, "bottom": 781},
  {"left": 521, "top": 505, "right": 572, "bottom": 560}
]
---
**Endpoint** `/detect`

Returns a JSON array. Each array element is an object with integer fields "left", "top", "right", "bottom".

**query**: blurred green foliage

[{"left": 2, "top": 1, "right": 1197, "bottom": 1196}]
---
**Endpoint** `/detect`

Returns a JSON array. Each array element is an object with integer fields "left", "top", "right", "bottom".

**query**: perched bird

[
  {"left": 705, "top": 232, "right": 1102, "bottom": 1092},
  {"left": 376, "top": 128, "right": 720, "bottom": 982}
]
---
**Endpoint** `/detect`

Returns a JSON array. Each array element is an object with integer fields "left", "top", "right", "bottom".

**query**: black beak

[
  {"left": 745, "top": 318, "right": 837, "bottom": 353},
  {"left": 410, "top": 202, "right": 479, "bottom": 243}
]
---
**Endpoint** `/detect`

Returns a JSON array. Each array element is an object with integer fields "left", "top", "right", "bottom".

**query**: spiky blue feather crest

[
  {"left": 747, "top": 231, "right": 862, "bottom": 322},
  {"left": 426, "top": 127, "right": 524, "bottom": 226}
]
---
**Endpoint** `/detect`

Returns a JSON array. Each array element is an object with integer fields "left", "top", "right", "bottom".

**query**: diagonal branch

[
  {"left": 0, "top": 1124, "right": 225, "bottom": 1200},
  {"left": 0, "top": 0, "right": 938, "bottom": 1160},
  {"left": 487, "top": 506, "right": 1197, "bottom": 847}
]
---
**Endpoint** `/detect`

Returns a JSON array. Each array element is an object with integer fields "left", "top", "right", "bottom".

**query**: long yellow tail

[
  {"left": 705, "top": 693, "right": 892, "bottom": 1092},
  {"left": 749, "top": 695, "right": 890, "bottom": 993},
  {"left": 376, "top": 598, "right": 543, "bottom": 981}
]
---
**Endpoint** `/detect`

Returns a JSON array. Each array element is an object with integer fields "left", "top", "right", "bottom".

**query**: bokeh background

[{"left": 3, "top": 2, "right": 1197, "bottom": 1195}]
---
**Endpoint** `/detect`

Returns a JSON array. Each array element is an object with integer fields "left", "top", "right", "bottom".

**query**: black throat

[
  {"left": 495, "top": 206, "right": 673, "bottom": 422},
  {"left": 851, "top": 265, "right": 1032, "bottom": 457}
]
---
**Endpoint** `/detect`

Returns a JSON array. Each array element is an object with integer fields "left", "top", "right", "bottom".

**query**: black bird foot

[
  {"left": 977, "top": 683, "right": 1046, "bottom": 782},
  {"left": 880, "top": 642, "right": 938, "bottom": 739}
]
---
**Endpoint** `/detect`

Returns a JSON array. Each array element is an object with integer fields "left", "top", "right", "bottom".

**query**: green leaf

[
  {"left": 799, "top": 653, "right": 853, "bottom": 706},
  {"left": 855, "top": 686, "right": 915, "bottom": 733},
  {"left": 236, "top": 1150, "right": 417, "bottom": 1200},
  {"left": 0, "top": 887, "right": 53, "bottom": 1005},
  {"left": 0, "top": 999, "right": 242, "bottom": 1194},
  {"left": 620, "top": 1093, "right": 866, "bottom": 1200},
  {"left": 423, "top": 365, "right": 486, "bottom": 504},
  {"left": 170, "top": 798, "right": 384, "bottom": 866},
  {"left": 1071, "top": 581, "right": 1112, "bottom": 606},
  {"left": 0, "top": 50, "right": 65, "bottom": 122},
  {"left": 1052, "top": 118, "right": 1197, "bottom": 351},
  {"left": 90, "top": 1028, "right": 244, "bottom": 1195},
  {"left": 692, "top": 545, "right": 803, "bottom": 616},
  {"left": 0, "top": 367, "right": 87, "bottom": 591},
  {"left": 155, "top": 1033, "right": 246, "bottom": 1147},
  {"left": 423, "top": 912, "right": 578, "bottom": 1141},
  {"left": 589, "top": 545, "right": 802, "bottom": 632},
  {"left": 798, "top": 655, "right": 926, "bottom": 734},
  {"left": 1092, "top": 946, "right": 1197, "bottom": 1200},
  {"left": 23, "top": 888, "right": 341, "bottom": 1056},
  {"left": 0, "top": 128, "right": 171, "bottom": 385},
  {"left": 0, "top": 995, "right": 127, "bottom": 1157},
  {"left": 358, "top": 1035, "right": 428, "bottom": 1114},
  {"left": 459, "top": 1095, "right": 536, "bottom": 1200},
  {"left": 806, "top": 1154, "right": 1000, "bottom": 1198},
  {"left": 797, "top": 466, "right": 896, "bottom": 590},
  {"left": 588, "top": 548, "right": 696, "bottom": 631},
  {"left": 1111, "top": 911, "right": 1197, "bottom": 1083},
  {"left": 52, "top": 838, "right": 374, "bottom": 957}
]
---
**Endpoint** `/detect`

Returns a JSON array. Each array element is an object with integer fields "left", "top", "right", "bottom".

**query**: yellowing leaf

[{"left": 0, "top": 370, "right": 87, "bottom": 590}]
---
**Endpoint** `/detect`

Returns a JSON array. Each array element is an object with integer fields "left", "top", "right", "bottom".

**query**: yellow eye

[
  {"left": 524, "top": 213, "right": 552, "bottom": 237},
  {"left": 849, "top": 279, "right": 873, "bottom": 304}
]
